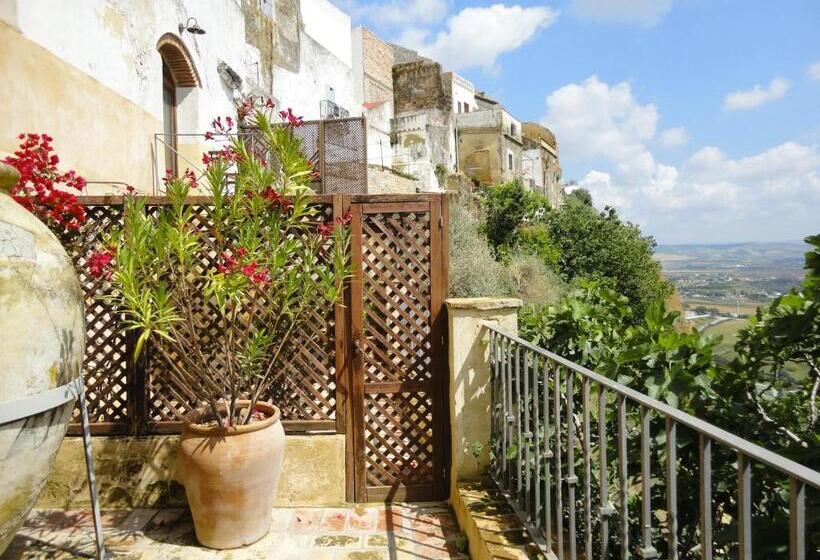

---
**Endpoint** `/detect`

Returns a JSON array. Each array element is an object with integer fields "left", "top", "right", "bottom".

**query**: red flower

[
  {"left": 202, "top": 153, "right": 212, "bottom": 165},
  {"left": 279, "top": 108, "right": 304, "bottom": 127},
  {"left": 317, "top": 222, "right": 334, "bottom": 239},
  {"left": 204, "top": 131, "right": 214, "bottom": 140},
  {"left": 183, "top": 168, "right": 198, "bottom": 189},
  {"left": 125, "top": 185, "right": 135, "bottom": 194},
  {"left": 3, "top": 133, "right": 87, "bottom": 233},
  {"left": 87, "top": 249, "right": 115, "bottom": 280}
]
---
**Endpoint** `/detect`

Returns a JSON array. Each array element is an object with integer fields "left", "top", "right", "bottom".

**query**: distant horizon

[{"left": 655, "top": 238, "right": 812, "bottom": 248}]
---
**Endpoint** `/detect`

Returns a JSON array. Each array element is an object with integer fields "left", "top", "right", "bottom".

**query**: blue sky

[{"left": 339, "top": 0, "right": 820, "bottom": 244}]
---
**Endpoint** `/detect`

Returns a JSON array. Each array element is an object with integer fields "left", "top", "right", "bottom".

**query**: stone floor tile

[
  {"left": 319, "top": 507, "right": 350, "bottom": 532},
  {"left": 341, "top": 550, "right": 390, "bottom": 560},
  {"left": 3, "top": 503, "right": 466, "bottom": 560},
  {"left": 311, "top": 533, "right": 361, "bottom": 548},
  {"left": 288, "top": 508, "right": 324, "bottom": 533},
  {"left": 347, "top": 506, "right": 378, "bottom": 532}
]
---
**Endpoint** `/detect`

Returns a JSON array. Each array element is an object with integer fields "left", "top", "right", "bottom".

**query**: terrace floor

[{"left": 2, "top": 503, "right": 468, "bottom": 560}]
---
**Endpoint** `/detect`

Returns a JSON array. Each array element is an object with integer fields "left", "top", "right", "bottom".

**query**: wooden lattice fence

[{"left": 61, "top": 193, "right": 450, "bottom": 501}]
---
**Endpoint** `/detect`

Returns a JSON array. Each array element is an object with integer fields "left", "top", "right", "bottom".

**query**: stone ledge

[
  {"left": 446, "top": 297, "right": 523, "bottom": 311},
  {"left": 450, "top": 479, "right": 551, "bottom": 560}
]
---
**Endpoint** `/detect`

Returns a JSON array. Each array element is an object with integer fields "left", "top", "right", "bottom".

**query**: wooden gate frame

[{"left": 344, "top": 194, "right": 450, "bottom": 502}]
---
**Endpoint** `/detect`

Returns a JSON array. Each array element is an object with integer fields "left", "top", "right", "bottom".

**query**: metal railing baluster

[
  {"left": 617, "top": 394, "right": 629, "bottom": 560},
  {"left": 490, "top": 331, "right": 499, "bottom": 479},
  {"left": 554, "top": 365, "right": 564, "bottom": 560},
  {"left": 599, "top": 387, "right": 613, "bottom": 559},
  {"left": 699, "top": 434, "right": 713, "bottom": 560},
  {"left": 582, "top": 377, "right": 592, "bottom": 560},
  {"left": 666, "top": 418, "right": 678, "bottom": 560},
  {"left": 516, "top": 345, "right": 523, "bottom": 500},
  {"left": 534, "top": 354, "right": 542, "bottom": 534},
  {"left": 640, "top": 406, "right": 657, "bottom": 558},
  {"left": 501, "top": 337, "right": 509, "bottom": 482},
  {"left": 524, "top": 349, "right": 532, "bottom": 519},
  {"left": 737, "top": 452, "right": 751, "bottom": 560},
  {"left": 789, "top": 478, "right": 805, "bottom": 560},
  {"left": 544, "top": 359, "right": 553, "bottom": 552},
  {"left": 567, "top": 370, "right": 578, "bottom": 560}
]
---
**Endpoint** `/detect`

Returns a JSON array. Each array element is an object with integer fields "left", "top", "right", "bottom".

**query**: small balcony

[{"left": 446, "top": 298, "right": 819, "bottom": 560}]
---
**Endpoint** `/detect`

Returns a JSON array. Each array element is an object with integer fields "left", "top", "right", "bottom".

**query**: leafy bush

[
  {"left": 448, "top": 195, "right": 512, "bottom": 298},
  {"left": 477, "top": 180, "right": 550, "bottom": 250},
  {"left": 546, "top": 203, "right": 672, "bottom": 318}
]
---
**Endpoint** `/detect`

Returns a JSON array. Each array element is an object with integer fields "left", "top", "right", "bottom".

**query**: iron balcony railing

[{"left": 486, "top": 324, "right": 819, "bottom": 560}]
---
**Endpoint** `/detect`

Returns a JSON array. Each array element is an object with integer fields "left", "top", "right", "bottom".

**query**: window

[
  {"left": 464, "top": 105, "right": 469, "bottom": 113},
  {"left": 508, "top": 152, "right": 514, "bottom": 170},
  {"left": 326, "top": 85, "right": 336, "bottom": 102},
  {"left": 510, "top": 123, "right": 517, "bottom": 137},
  {"left": 457, "top": 101, "right": 462, "bottom": 113},
  {"left": 162, "top": 61, "right": 177, "bottom": 176}
]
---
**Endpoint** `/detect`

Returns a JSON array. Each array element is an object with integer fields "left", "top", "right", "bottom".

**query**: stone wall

[
  {"left": 367, "top": 165, "right": 419, "bottom": 194},
  {"left": 38, "top": 434, "right": 346, "bottom": 509},
  {"left": 392, "top": 60, "right": 451, "bottom": 114}
]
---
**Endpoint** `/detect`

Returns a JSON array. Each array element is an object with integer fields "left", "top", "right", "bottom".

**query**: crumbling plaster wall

[
  {"left": 1, "top": 0, "right": 265, "bottom": 193},
  {"left": 271, "top": 0, "right": 354, "bottom": 120}
]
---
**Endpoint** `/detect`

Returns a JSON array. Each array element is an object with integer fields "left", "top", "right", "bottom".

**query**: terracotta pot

[{"left": 179, "top": 400, "right": 286, "bottom": 549}]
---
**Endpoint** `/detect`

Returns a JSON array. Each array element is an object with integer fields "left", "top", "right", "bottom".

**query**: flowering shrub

[
  {"left": 3, "top": 133, "right": 86, "bottom": 233},
  {"left": 90, "top": 103, "right": 351, "bottom": 428}
]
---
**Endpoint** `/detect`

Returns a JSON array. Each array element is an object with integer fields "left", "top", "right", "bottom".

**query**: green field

[{"left": 700, "top": 318, "right": 747, "bottom": 362}]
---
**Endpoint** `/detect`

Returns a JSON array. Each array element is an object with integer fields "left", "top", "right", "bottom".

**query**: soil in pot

[{"left": 179, "top": 400, "right": 285, "bottom": 549}]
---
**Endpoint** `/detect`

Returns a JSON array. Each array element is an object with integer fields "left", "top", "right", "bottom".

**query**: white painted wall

[
  {"left": 301, "top": 0, "right": 352, "bottom": 67},
  {"left": 272, "top": 33, "right": 354, "bottom": 121},
  {"left": 448, "top": 73, "right": 478, "bottom": 114},
  {"left": 7, "top": 0, "right": 255, "bottom": 131}
]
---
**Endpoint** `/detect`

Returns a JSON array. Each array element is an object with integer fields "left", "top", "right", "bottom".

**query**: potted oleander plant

[{"left": 87, "top": 102, "right": 351, "bottom": 549}]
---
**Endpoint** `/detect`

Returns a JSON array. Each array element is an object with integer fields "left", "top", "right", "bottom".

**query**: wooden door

[{"left": 348, "top": 196, "right": 450, "bottom": 502}]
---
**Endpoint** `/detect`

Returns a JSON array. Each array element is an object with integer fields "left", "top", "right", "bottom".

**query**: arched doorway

[{"left": 157, "top": 34, "right": 200, "bottom": 177}]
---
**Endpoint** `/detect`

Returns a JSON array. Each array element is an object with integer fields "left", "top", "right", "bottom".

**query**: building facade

[
  {"left": 352, "top": 26, "right": 394, "bottom": 169},
  {"left": 455, "top": 106, "right": 524, "bottom": 186},
  {"left": 390, "top": 59, "right": 456, "bottom": 190},
  {"left": 521, "top": 122, "right": 562, "bottom": 207}
]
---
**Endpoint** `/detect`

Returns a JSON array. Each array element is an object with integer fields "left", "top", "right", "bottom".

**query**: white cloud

[
  {"left": 570, "top": 0, "right": 673, "bottom": 26},
  {"left": 723, "top": 77, "right": 789, "bottom": 111},
  {"left": 350, "top": 0, "right": 449, "bottom": 27},
  {"left": 808, "top": 61, "right": 820, "bottom": 82},
  {"left": 399, "top": 4, "right": 558, "bottom": 72},
  {"left": 659, "top": 127, "right": 688, "bottom": 148},
  {"left": 542, "top": 76, "right": 820, "bottom": 243}
]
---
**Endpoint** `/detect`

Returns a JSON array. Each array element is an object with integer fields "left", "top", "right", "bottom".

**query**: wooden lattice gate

[
  {"left": 62, "top": 193, "right": 449, "bottom": 503},
  {"left": 348, "top": 196, "right": 450, "bottom": 502}
]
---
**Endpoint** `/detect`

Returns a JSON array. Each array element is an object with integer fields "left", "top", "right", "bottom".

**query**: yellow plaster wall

[
  {"left": 446, "top": 297, "right": 522, "bottom": 501},
  {"left": 0, "top": 22, "right": 159, "bottom": 194},
  {"left": 38, "top": 434, "right": 347, "bottom": 509},
  {"left": 458, "top": 131, "right": 503, "bottom": 185}
]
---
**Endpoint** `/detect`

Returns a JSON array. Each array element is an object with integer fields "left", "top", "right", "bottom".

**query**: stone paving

[{"left": 1, "top": 504, "right": 469, "bottom": 560}]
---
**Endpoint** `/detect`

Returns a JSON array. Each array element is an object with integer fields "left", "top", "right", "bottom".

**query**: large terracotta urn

[
  {"left": 179, "top": 400, "right": 286, "bottom": 549},
  {"left": 0, "top": 162, "right": 85, "bottom": 553}
]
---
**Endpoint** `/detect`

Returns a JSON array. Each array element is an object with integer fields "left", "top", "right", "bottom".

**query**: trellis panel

[{"left": 349, "top": 198, "right": 449, "bottom": 502}]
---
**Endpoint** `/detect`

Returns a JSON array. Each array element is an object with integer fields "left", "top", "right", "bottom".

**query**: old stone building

[
  {"left": 522, "top": 122, "right": 563, "bottom": 206},
  {"left": 352, "top": 26, "right": 394, "bottom": 169},
  {"left": 455, "top": 100, "right": 524, "bottom": 186},
  {"left": 390, "top": 58, "right": 457, "bottom": 190}
]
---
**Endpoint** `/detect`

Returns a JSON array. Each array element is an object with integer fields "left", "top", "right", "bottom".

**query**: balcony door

[{"left": 162, "top": 61, "right": 178, "bottom": 177}]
